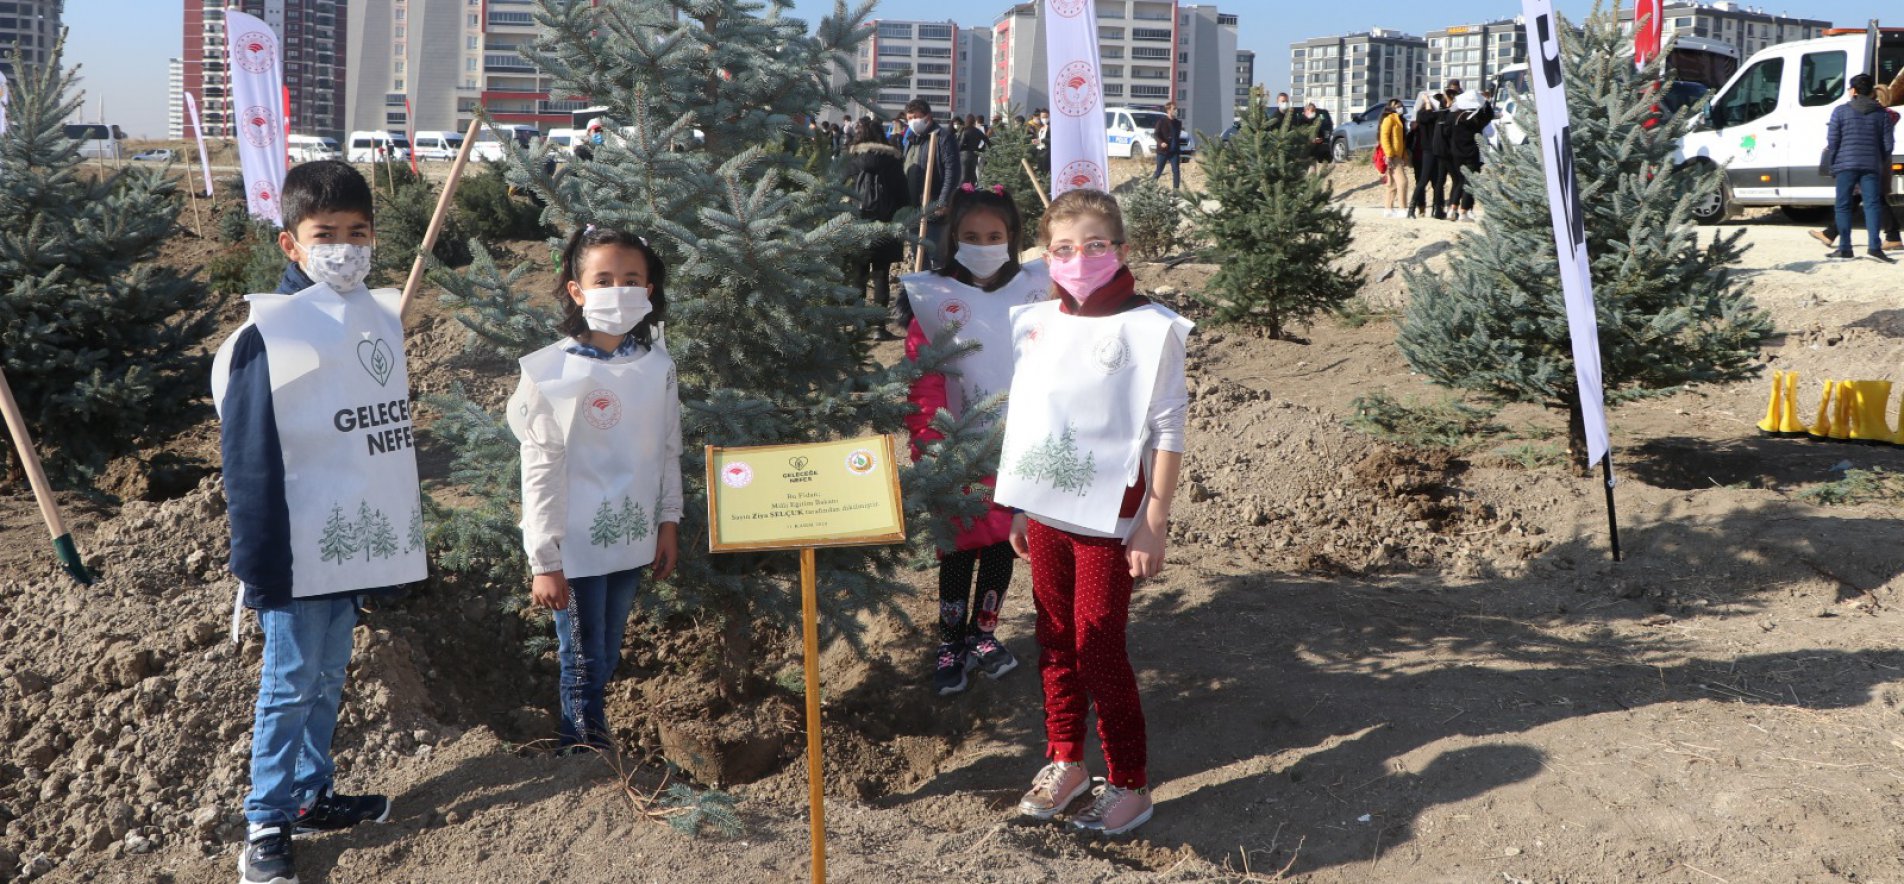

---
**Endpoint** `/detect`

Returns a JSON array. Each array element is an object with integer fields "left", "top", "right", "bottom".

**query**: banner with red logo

[
  {"left": 1634, "top": 0, "right": 1663, "bottom": 69},
  {"left": 1043, "top": 0, "right": 1110, "bottom": 198},
  {"left": 182, "top": 91, "right": 215, "bottom": 198},
  {"left": 224, "top": 9, "right": 287, "bottom": 225}
]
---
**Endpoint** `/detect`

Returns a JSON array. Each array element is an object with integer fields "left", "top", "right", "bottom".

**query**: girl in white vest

[
  {"left": 998, "top": 189, "right": 1191, "bottom": 836},
  {"left": 507, "top": 226, "right": 683, "bottom": 750},
  {"left": 899, "top": 184, "right": 1051, "bottom": 697}
]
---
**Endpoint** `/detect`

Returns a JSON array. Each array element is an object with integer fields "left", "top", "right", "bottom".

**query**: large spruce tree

[
  {"left": 425, "top": 0, "right": 999, "bottom": 698},
  {"left": 1396, "top": 9, "right": 1771, "bottom": 467},
  {"left": 0, "top": 40, "right": 211, "bottom": 483}
]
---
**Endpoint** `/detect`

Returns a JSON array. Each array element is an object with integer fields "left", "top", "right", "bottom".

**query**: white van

[
  {"left": 64, "top": 123, "right": 124, "bottom": 161},
  {"left": 287, "top": 134, "right": 340, "bottom": 163},
  {"left": 1102, "top": 106, "right": 1194, "bottom": 159},
  {"left": 471, "top": 125, "right": 539, "bottom": 162},
  {"left": 412, "top": 130, "right": 465, "bottom": 161},
  {"left": 1676, "top": 28, "right": 1904, "bottom": 223},
  {"left": 346, "top": 130, "right": 411, "bottom": 163}
]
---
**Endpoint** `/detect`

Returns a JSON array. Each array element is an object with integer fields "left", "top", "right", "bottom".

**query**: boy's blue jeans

[
  {"left": 244, "top": 595, "right": 358, "bottom": 825},
  {"left": 553, "top": 568, "right": 642, "bottom": 747},
  {"left": 1835, "top": 170, "right": 1886, "bottom": 253}
]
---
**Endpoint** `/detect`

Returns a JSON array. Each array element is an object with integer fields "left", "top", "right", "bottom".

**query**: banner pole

[
  {"left": 799, "top": 546, "right": 827, "bottom": 884},
  {"left": 185, "top": 147, "right": 206, "bottom": 238},
  {"left": 0, "top": 368, "right": 94, "bottom": 585},
  {"left": 1021, "top": 158, "right": 1050, "bottom": 209},
  {"left": 1601, "top": 454, "right": 1622, "bottom": 562},
  {"left": 913, "top": 130, "right": 941, "bottom": 273},
  {"left": 398, "top": 115, "right": 485, "bottom": 322}
]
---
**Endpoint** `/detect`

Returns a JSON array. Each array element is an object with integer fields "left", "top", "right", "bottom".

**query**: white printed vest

[
  {"left": 509, "top": 340, "right": 675, "bottom": 579},
  {"left": 993, "top": 300, "right": 1192, "bottom": 535},
  {"left": 212, "top": 284, "right": 428, "bottom": 598},
  {"left": 902, "top": 260, "right": 1051, "bottom": 427}
]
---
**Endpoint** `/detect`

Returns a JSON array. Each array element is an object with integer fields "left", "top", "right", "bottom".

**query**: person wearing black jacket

[
  {"left": 1302, "top": 102, "right": 1334, "bottom": 162},
  {"left": 1411, "top": 93, "right": 1450, "bottom": 218},
  {"left": 845, "top": 119, "right": 912, "bottom": 335},
  {"left": 1443, "top": 91, "right": 1496, "bottom": 221},
  {"left": 902, "top": 99, "right": 962, "bottom": 270},
  {"left": 1151, "top": 101, "right": 1185, "bottom": 188},
  {"left": 959, "top": 113, "right": 987, "bottom": 186}
]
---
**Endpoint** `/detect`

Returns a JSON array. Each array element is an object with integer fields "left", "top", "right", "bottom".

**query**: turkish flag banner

[{"left": 1634, "top": 0, "right": 1663, "bottom": 69}]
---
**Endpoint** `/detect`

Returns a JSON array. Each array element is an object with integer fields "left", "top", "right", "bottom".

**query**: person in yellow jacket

[{"left": 1379, "top": 98, "right": 1411, "bottom": 219}]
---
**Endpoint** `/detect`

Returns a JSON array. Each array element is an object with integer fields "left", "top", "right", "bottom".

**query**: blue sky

[{"left": 66, "top": 1, "right": 1872, "bottom": 139}]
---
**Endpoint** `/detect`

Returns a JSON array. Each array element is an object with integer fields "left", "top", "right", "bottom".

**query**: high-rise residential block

[
  {"left": 955, "top": 26, "right": 992, "bottom": 120},
  {"left": 0, "top": 0, "right": 60, "bottom": 79},
  {"left": 1616, "top": 1, "right": 1828, "bottom": 56},
  {"left": 1233, "top": 48, "right": 1255, "bottom": 118},
  {"left": 1288, "top": 28, "right": 1427, "bottom": 122},
  {"left": 1425, "top": 20, "right": 1525, "bottom": 94},
  {"left": 176, "top": 1, "right": 348, "bottom": 141}
]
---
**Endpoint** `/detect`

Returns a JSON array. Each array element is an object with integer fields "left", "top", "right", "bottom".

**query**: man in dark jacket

[
  {"left": 1444, "top": 92, "right": 1496, "bottom": 221},
  {"left": 1823, "top": 74, "right": 1898, "bottom": 263},
  {"left": 1412, "top": 93, "right": 1450, "bottom": 218},
  {"left": 902, "top": 98, "right": 961, "bottom": 270},
  {"left": 1151, "top": 101, "right": 1185, "bottom": 189},
  {"left": 1303, "top": 102, "right": 1334, "bottom": 162}
]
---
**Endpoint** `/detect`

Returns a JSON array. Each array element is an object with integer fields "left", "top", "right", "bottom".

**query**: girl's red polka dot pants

[{"left": 1026, "top": 518, "right": 1147, "bottom": 789}]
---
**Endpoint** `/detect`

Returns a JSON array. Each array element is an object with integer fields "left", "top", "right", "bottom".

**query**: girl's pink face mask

[{"left": 1048, "top": 250, "right": 1122, "bottom": 303}]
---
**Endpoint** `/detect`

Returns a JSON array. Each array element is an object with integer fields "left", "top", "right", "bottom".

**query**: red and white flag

[
  {"left": 182, "top": 91, "right": 216, "bottom": 198},
  {"left": 404, "top": 96, "right": 419, "bottom": 176},
  {"left": 1043, "top": 0, "right": 1110, "bottom": 198},
  {"left": 225, "top": 8, "right": 287, "bottom": 225},
  {"left": 1634, "top": 0, "right": 1663, "bottom": 69}
]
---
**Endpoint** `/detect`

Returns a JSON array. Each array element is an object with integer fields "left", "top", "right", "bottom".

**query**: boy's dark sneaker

[
  {"left": 293, "top": 786, "right": 391, "bottom": 834},
  {"left": 1867, "top": 250, "right": 1898, "bottom": 265},
  {"left": 1826, "top": 250, "right": 1855, "bottom": 260},
  {"left": 239, "top": 825, "right": 298, "bottom": 884},
  {"left": 969, "top": 636, "right": 1019, "bottom": 680},
  {"left": 932, "top": 642, "right": 971, "bottom": 696}
]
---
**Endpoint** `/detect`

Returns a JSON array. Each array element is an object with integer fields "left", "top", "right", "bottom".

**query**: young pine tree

[
  {"left": 975, "top": 107, "right": 1048, "bottom": 247},
  {"left": 1192, "top": 95, "right": 1363, "bottom": 338},
  {"left": 0, "top": 40, "right": 212, "bottom": 483},
  {"left": 1396, "top": 8, "right": 1771, "bottom": 469},
  {"left": 426, "top": 0, "right": 1000, "bottom": 700}
]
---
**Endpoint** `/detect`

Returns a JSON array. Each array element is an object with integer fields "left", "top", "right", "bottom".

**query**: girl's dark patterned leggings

[{"left": 938, "top": 540, "right": 1015, "bottom": 644}]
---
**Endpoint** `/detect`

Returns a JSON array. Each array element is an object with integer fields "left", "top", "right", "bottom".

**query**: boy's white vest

[
  {"left": 211, "top": 284, "right": 428, "bottom": 598},
  {"left": 993, "top": 300, "right": 1192, "bottom": 535},
  {"left": 901, "top": 260, "right": 1051, "bottom": 426},
  {"left": 507, "top": 340, "right": 675, "bottom": 579}
]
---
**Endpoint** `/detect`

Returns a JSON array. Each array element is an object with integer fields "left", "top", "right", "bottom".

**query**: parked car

[
  {"left": 1328, "top": 99, "right": 1406, "bottom": 163},
  {"left": 129, "top": 148, "right": 174, "bottom": 162},
  {"left": 1103, "top": 106, "right": 1195, "bottom": 159},
  {"left": 1675, "top": 27, "right": 1904, "bottom": 224},
  {"left": 287, "top": 134, "right": 341, "bottom": 163}
]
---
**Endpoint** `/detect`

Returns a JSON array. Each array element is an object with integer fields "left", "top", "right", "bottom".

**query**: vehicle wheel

[
  {"left": 1689, "top": 166, "right": 1730, "bottom": 226},
  {"left": 1132, "top": 142, "right": 1148, "bottom": 160},
  {"left": 1331, "top": 138, "right": 1350, "bottom": 163}
]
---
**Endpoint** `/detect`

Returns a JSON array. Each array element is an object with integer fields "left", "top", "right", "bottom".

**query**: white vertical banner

[
  {"left": 225, "top": 8, "right": 287, "bottom": 225},
  {"left": 0, "top": 75, "right": 10, "bottom": 139},
  {"left": 1043, "top": 0, "right": 1110, "bottom": 197},
  {"left": 183, "top": 91, "right": 216, "bottom": 198},
  {"left": 1521, "top": 0, "right": 1609, "bottom": 469}
]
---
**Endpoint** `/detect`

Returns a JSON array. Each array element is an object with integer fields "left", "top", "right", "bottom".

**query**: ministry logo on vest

[
  {"left": 938, "top": 298, "right": 970, "bottom": 327},
  {"left": 1054, "top": 62, "right": 1100, "bottom": 117},
  {"left": 1092, "top": 334, "right": 1131, "bottom": 375},
  {"left": 583, "top": 389, "right": 622, "bottom": 430},
  {"left": 234, "top": 32, "right": 277, "bottom": 74}
]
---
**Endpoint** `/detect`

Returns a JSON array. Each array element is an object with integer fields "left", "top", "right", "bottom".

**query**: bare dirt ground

[{"left": 8, "top": 157, "right": 1904, "bottom": 882}]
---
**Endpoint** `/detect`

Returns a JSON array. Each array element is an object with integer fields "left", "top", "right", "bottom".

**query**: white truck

[
  {"left": 1493, "top": 35, "right": 1740, "bottom": 148},
  {"left": 1676, "top": 27, "right": 1903, "bottom": 224}
]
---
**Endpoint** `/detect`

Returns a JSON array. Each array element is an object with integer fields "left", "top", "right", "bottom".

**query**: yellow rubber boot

[
  {"left": 1852, "top": 381, "right": 1895, "bottom": 443},
  {"left": 1757, "top": 370, "right": 1784, "bottom": 433},
  {"left": 1830, "top": 380, "right": 1854, "bottom": 440},
  {"left": 1810, "top": 379, "right": 1836, "bottom": 438},
  {"left": 1779, "top": 371, "right": 1808, "bottom": 434}
]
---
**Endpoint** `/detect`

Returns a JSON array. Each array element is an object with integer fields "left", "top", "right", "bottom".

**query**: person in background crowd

[
  {"left": 1269, "top": 92, "right": 1294, "bottom": 129},
  {"left": 960, "top": 113, "right": 988, "bottom": 186},
  {"left": 1444, "top": 89, "right": 1495, "bottom": 222},
  {"left": 1302, "top": 102, "right": 1333, "bottom": 163},
  {"left": 1413, "top": 93, "right": 1451, "bottom": 220},
  {"left": 1379, "top": 98, "right": 1411, "bottom": 218},
  {"left": 1406, "top": 92, "right": 1435, "bottom": 219},
  {"left": 845, "top": 119, "right": 911, "bottom": 335},
  {"left": 1150, "top": 101, "right": 1185, "bottom": 189},
  {"left": 902, "top": 99, "right": 962, "bottom": 270},
  {"left": 1821, "top": 73, "right": 1897, "bottom": 263},
  {"left": 1813, "top": 80, "right": 1903, "bottom": 253}
]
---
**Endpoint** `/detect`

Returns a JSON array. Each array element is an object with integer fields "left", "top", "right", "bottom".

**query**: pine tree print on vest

[
  {"left": 618, "top": 496, "right": 649, "bottom": 544},
  {"left": 357, "top": 501, "right": 401, "bottom": 561},
  {"left": 588, "top": 499, "right": 621, "bottom": 548},
  {"left": 406, "top": 505, "right": 425, "bottom": 554},
  {"left": 1011, "top": 422, "right": 1096, "bottom": 495},
  {"left": 318, "top": 504, "right": 360, "bottom": 565}
]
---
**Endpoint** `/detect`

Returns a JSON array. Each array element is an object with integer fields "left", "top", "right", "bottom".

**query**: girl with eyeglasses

[{"left": 994, "top": 189, "right": 1192, "bottom": 836}]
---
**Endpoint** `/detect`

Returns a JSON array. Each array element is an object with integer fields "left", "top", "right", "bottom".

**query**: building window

[
  {"left": 916, "top": 46, "right": 950, "bottom": 58},
  {"left": 917, "top": 24, "right": 953, "bottom": 41},
  {"left": 877, "top": 22, "right": 913, "bottom": 40},
  {"left": 1100, "top": 26, "right": 1124, "bottom": 40},
  {"left": 878, "top": 45, "right": 911, "bottom": 57}
]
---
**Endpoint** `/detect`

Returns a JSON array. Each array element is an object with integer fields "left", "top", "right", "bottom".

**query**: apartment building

[
  {"left": 1288, "top": 28, "right": 1427, "bottom": 122},
  {"left": 1425, "top": 20, "right": 1525, "bottom": 94},
  {"left": 955, "top": 26, "right": 992, "bottom": 120},
  {"left": 0, "top": 0, "right": 60, "bottom": 79},
  {"left": 1234, "top": 49, "right": 1255, "bottom": 117},
  {"left": 476, "top": 0, "right": 576, "bottom": 131},
  {"left": 831, "top": 19, "right": 963, "bottom": 121},
  {"left": 176, "top": 0, "right": 347, "bottom": 141},
  {"left": 344, "top": 0, "right": 471, "bottom": 135},
  {"left": 1617, "top": 1, "right": 1829, "bottom": 56},
  {"left": 993, "top": 2, "right": 1241, "bottom": 139}
]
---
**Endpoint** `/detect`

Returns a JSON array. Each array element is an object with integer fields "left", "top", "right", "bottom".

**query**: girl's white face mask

[
  {"left": 581, "top": 286, "right": 652, "bottom": 336},
  {"left": 300, "top": 242, "right": 374, "bottom": 293},
  {"left": 955, "top": 243, "right": 1012, "bottom": 280}
]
